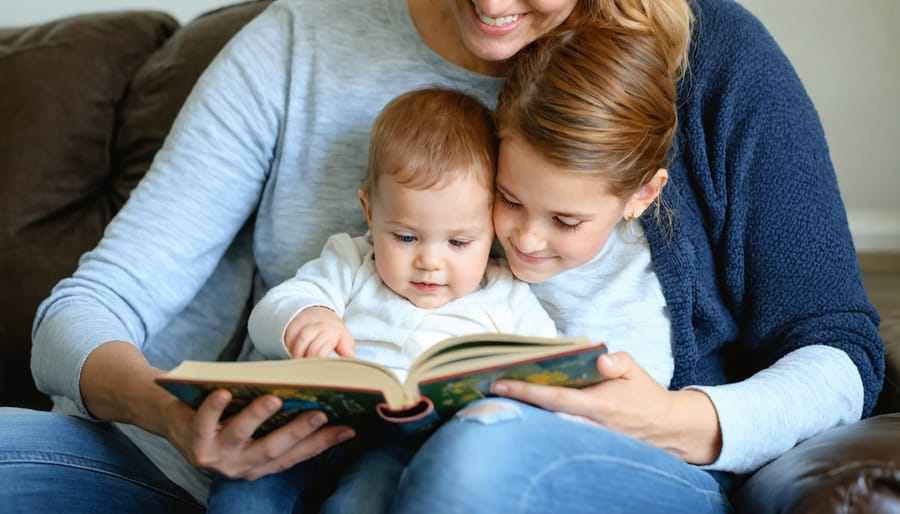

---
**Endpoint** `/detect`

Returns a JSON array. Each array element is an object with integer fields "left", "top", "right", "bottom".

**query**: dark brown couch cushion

[
  {"left": 0, "top": 12, "right": 179, "bottom": 409},
  {"left": 0, "top": 0, "right": 271, "bottom": 409},
  {"left": 113, "top": 1, "right": 274, "bottom": 200}
]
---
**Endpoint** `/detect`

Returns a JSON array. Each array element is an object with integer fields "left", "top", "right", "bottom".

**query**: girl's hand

[
  {"left": 162, "top": 388, "right": 355, "bottom": 480},
  {"left": 491, "top": 351, "right": 722, "bottom": 464},
  {"left": 285, "top": 307, "right": 356, "bottom": 358}
]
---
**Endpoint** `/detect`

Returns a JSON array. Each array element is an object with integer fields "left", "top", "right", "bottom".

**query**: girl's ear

[
  {"left": 358, "top": 189, "right": 373, "bottom": 226},
  {"left": 624, "top": 169, "right": 668, "bottom": 219}
]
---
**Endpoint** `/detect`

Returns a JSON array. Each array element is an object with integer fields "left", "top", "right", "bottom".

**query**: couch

[{"left": 1, "top": 1, "right": 898, "bottom": 512}]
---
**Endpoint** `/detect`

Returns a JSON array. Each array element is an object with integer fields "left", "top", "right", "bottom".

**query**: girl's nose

[{"left": 515, "top": 223, "right": 546, "bottom": 254}]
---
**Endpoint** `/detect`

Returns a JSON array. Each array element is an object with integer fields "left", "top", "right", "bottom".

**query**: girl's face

[
  {"left": 447, "top": 0, "right": 578, "bottom": 64},
  {"left": 493, "top": 137, "right": 648, "bottom": 283}
]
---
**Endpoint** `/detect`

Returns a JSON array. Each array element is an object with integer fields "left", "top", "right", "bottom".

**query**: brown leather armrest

[{"left": 735, "top": 413, "right": 900, "bottom": 513}]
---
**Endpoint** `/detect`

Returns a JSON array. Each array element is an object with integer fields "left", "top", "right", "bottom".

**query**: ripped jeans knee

[{"left": 454, "top": 398, "right": 524, "bottom": 424}]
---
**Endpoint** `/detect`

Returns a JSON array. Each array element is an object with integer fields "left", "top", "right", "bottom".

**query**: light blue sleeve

[
  {"left": 691, "top": 345, "right": 864, "bottom": 474},
  {"left": 30, "top": 4, "right": 294, "bottom": 413}
]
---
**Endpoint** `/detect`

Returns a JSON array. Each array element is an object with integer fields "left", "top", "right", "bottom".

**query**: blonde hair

[
  {"left": 362, "top": 87, "right": 497, "bottom": 196},
  {"left": 569, "top": 0, "right": 693, "bottom": 79},
  {"left": 496, "top": 24, "right": 677, "bottom": 198}
]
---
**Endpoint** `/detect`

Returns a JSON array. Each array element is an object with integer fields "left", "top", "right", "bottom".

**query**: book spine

[{"left": 375, "top": 397, "right": 440, "bottom": 435}]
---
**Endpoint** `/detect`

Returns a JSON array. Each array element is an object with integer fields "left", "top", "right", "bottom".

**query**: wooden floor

[
  {"left": 860, "top": 253, "right": 900, "bottom": 413},
  {"left": 860, "top": 253, "right": 900, "bottom": 348}
]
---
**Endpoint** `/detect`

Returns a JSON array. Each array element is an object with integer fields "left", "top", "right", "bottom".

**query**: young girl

[{"left": 390, "top": 22, "right": 880, "bottom": 513}]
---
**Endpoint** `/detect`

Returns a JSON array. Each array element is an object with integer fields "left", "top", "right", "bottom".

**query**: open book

[{"left": 156, "top": 333, "right": 607, "bottom": 437}]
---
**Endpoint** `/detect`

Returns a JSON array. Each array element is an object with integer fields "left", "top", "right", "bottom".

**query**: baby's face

[{"left": 366, "top": 172, "right": 494, "bottom": 309}]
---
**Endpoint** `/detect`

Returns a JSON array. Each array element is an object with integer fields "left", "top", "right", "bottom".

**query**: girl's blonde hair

[
  {"left": 362, "top": 87, "right": 496, "bottom": 196},
  {"left": 570, "top": 0, "right": 693, "bottom": 79},
  {"left": 496, "top": 23, "right": 678, "bottom": 198}
]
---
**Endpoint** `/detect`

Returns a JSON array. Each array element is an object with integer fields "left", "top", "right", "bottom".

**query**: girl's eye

[
  {"left": 393, "top": 233, "right": 416, "bottom": 244},
  {"left": 553, "top": 216, "right": 583, "bottom": 232},
  {"left": 449, "top": 239, "right": 471, "bottom": 248},
  {"left": 496, "top": 192, "right": 521, "bottom": 209}
]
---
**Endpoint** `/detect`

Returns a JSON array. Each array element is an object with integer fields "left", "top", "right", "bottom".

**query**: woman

[
  {"left": 0, "top": 0, "right": 881, "bottom": 512},
  {"left": 391, "top": 17, "right": 882, "bottom": 512}
]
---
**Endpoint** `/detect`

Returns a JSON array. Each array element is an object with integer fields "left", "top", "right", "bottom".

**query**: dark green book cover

[{"left": 156, "top": 335, "right": 607, "bottom": 437}]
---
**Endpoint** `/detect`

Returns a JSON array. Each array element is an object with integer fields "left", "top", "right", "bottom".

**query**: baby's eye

[
  {"left": 449, "top": 239, "right": 471, "bottom": 248},
  {"left": 393, "top": 233, "right": 417, "bottom": 244},
  {"left": 553, "top": 216, "right": 583, "bottom": 231}
]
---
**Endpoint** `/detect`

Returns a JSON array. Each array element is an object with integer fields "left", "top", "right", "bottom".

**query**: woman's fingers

[
  {"left": 194, "top": 396, "right": 355, "bottom": 480},
  {"left": 241, "top": 417, "right": 355, "bottom": 480},
  {"left": 492, "top": 379, "right": 600, "bottom": 418},
  {"left": 490, "top": 352, "right": 658, "bottom": 427},
  {"left": 490, "top": 353, "right": 636, "bottom": 416},
  {"left": 215, "top": 394, "right": 282, "bottom": 448},
  {"left": 191, "top": 389, "right": 232, "bottom": 444},
  {"left": 595, "top": 352, "right": 636, "bottom": 380}
]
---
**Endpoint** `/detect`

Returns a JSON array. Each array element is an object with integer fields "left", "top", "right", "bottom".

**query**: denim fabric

[
  {"left": 391, "top": 399, "right": 731, "bottom": 514},
  {"left": 0, "top": 408, "right": 202, "bottom": 514},
  {"left": 208, "top": 439, "right": 415, "bottom": 514}
]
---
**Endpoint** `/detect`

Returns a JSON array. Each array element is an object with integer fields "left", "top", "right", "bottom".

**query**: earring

[{"left": 624, "top": 210, "right": 637, "bottom": 222}]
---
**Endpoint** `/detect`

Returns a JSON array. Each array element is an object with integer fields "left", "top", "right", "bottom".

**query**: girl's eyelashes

[
  {"left": 553, "top": 217, "right": 583, "bottom": 232},
  {"left": 449, "top": 239, "right": 471, "bottom": 248},
  {"left": 497, "top": 190, "right": 584, "bottom": 231},
  {"left": 497, "top": 194, "right": 521, "bottom": 210}
]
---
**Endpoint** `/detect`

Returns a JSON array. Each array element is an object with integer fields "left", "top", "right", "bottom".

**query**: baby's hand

[{"left": 284, "top": 307, "right": 356, "bottom": 358}]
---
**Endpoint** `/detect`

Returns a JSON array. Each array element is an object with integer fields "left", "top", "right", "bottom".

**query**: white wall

[
  {"left": 737, "top": 0, "right": 900, "bottom": 251},
  {"left": 3, "top": 0, "right": 898, "bottom": 251}
]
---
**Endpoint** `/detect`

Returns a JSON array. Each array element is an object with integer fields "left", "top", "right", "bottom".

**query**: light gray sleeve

[
  {"left": 30, "top": 4, "right": 293, "bottom": 413},
  {"left": 247, "top": 233, "right": 364, "bottom": 359},
  {"left": 690, "top": 344, "right": 864, "bottom": 474}
]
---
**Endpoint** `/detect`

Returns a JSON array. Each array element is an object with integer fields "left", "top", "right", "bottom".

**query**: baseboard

[{"left": 848, "top": 209, "right": 900, "bottom": 252}]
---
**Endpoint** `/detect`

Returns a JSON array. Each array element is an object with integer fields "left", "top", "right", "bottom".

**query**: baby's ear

[
  {"left": 625, "top": 169, "right": 668, "bottom": 218},
  {"left": 358, "top": 189, "right": 373, "bottom": 226}
]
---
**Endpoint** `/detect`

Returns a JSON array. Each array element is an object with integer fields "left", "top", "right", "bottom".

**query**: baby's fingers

[
  {"left": 287, "top": 335, "right": 314, "bottom": 358},
  {"left": 334, "top": 335, "right": 356, "bottom": 357},
  {"left": 306, "top": 334, "right": 338, "bottom": 357}
]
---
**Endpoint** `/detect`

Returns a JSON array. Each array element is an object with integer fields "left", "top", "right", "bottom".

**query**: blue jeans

[
  {"left": 0, "top": 407, "right": 203, "bottom": 514},
  {"left": 208, "top": 438, "right": 416, "bottom": 514},
  {"left": 391, "top": 399, "right": 731, "bottom": 514}
]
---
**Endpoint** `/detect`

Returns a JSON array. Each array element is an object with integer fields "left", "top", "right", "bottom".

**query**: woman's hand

[
  {"left": 162, "top": 389, "right": 355, "bottom": 480},
  {"left": 491, "top": 351, "right": 722, "bottom": 465},
  {"left": 81, "top": 340, "right": 355, "bottom": 481}
]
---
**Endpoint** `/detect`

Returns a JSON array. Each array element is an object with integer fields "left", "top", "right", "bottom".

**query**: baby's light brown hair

[{"left": 361, "top": 87, "right": 497, "bottom": 197}]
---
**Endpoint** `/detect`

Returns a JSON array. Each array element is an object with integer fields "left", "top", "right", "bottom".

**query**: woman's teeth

[{"left": 474, "top": 5, "right": 522, "bottom": 27}]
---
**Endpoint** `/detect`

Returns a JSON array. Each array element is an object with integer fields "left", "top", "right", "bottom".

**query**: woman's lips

[{"left": 469, "top": 1, "right": 525, "bottom": 36}]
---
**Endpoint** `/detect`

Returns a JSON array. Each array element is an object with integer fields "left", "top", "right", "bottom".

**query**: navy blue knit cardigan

[{"left": 649, "top": 0, "right": 884, "bottom": 415}]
